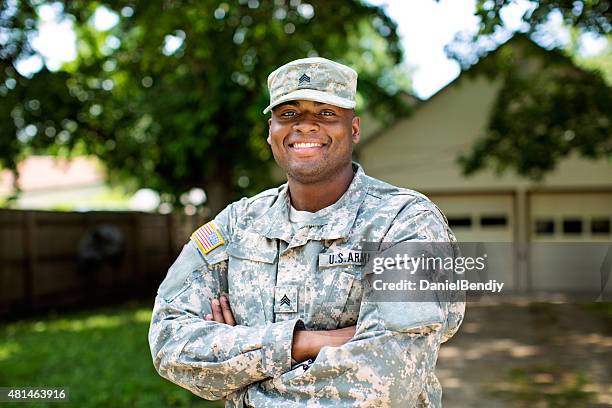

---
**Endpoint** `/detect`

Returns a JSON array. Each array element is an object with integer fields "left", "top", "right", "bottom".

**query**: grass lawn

[{"left": 0, "top": 301, "right": 224, "bottom": 408}]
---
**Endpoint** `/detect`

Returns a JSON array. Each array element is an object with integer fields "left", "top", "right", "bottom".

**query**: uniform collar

[
  {"left": 253, "top": 162, "right": 369, "bottom": 242},
  {"left": 254, "top": 184, "right": 293, "bottom": 242}
]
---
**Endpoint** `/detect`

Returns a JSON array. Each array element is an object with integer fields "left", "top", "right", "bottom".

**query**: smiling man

[{"left": 149, "top": 57, "right": 465, "bottom": 407}]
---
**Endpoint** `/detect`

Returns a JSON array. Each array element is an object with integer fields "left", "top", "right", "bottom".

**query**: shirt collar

[{"left": 252, "top": 162, "right": 369, "bottom": 242}]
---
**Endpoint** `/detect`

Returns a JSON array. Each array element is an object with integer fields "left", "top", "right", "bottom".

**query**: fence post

[
  {"left": 166, "top": 213, "right": 176, "bottom": 264},
  {"left": 132, "top": 213, "right": 143, "bottom": 293},
  {"left": 22, "top": 212, "right": 37, "bottom": 313}
]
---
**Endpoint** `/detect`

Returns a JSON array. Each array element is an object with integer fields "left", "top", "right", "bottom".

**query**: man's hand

[
  {"left": 292, "top": 325, "right": 356, "bottom": 363},
  {"left": 205, "top": 294, "right": 236, "bottom": 326}
]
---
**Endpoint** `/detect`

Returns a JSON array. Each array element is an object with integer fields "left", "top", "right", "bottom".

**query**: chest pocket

[
  {"left": 226, "top": 234, "right": 277, "bottom": 326},
  {"left": 308, "top": 262, "right": 363, "bottom": 330}
]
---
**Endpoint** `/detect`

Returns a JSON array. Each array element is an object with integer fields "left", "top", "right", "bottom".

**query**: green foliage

[
  {"left": 474, "top": 0, "right": 611, "bottom": 37},
  {"left": 457, "top": 36, "right": 612, "bottom": 180},
  {"left": 445, "top": 1, "right": 611, "bottom": 180},
  {"left": 0, "top": 0, "right": 411, "bottom": 212},
  {"left": 577, "top": 43, "right": 612, "bottom": 84},
  {"left": 0, "top": 301, "right": 223, "bottom": 407}
]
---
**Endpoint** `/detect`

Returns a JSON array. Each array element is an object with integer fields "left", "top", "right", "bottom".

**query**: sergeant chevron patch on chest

[
  {"left": 274, "top": 285, "right": 298, "bottom": 313},
  {"left": 191, "top": 221, "right": 225, "bottom": 254}
]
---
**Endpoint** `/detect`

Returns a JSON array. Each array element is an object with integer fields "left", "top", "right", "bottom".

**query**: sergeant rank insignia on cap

[
  {"left": 191, "top": 221, "right": 225, "bottom": 254},
  {"left": 298, "top": 73, "right": 310, "bottom": 85}
]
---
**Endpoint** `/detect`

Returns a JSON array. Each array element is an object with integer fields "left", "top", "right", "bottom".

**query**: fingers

[
  {"left": 330, "top": 325, "right": 356, "bottom": 346},
  {"left": 220, "top": 295, "right": 236, "bottom": 326},
  {"left": 334, "top": 325, "right": 356, "bottom": 335},
  {"left": 210, "top": 298, "right": 225, "bottom": 323},
  {"left": 205, "top": 295, "right": 236, "bottom": 326}
]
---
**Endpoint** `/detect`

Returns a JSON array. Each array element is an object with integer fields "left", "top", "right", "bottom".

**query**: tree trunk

[{"left": 205, "top": 170, "right": 233, "bottom": 217}]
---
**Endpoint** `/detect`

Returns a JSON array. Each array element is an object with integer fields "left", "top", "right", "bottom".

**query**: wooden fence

[{"left": 0, "top": 209, "right": 207, "bottom": 319}]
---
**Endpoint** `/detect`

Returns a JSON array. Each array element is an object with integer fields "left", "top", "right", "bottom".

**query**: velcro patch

[
  {"left": 318, "top": 250, "right": 369, "bottom": 267},
  {"left": 274, "top": 285, "right": 298, "bottom": 313},
  {"left": 191, "top": 221, "right": 225, "bottom": 254}
]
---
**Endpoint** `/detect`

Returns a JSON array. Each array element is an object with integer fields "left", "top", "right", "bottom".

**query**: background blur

[{"left": 1, "top": 0, "right": 611, "bottom": 407}]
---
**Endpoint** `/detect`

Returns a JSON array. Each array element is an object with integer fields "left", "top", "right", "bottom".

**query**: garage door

[
  {"left": 428, "top": 193, "right": 517, "bottom": 291},
  {"left": 428, "top": 193, "right": 516, "bottom": 242},
  {"left": 528, "top": 192, "right": 612, "bottom": 293},
  {"left": 529, "top": 192, "right": 612, "bottom": 242}
]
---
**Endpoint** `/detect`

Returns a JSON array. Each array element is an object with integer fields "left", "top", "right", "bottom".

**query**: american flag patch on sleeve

[{"left": 191, "top": 221, "right": 225, "bottom": 254}]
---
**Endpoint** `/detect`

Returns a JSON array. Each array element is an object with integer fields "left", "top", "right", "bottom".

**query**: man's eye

[
  {"left": 320, "top": 111, "right": 335, "bottom": 116},
  {"left": 281, "top": 111, "right": 296, "bottom": 117}
]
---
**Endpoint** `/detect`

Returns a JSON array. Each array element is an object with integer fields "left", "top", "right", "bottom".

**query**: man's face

[{"left": 267, "top": 100, "right": 360, "bottom": 183}]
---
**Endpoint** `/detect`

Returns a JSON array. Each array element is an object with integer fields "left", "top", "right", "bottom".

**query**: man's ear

[
  {"left": 351, "top": 116, "right": 361, "bottom": 144},
  {"left": 267, "top": 118, "right": 272, "bottom": 145}
]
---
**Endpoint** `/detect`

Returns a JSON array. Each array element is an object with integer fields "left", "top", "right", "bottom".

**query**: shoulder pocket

[
  {"left": 226, "top": 232, "right": 277, "bottom": 263},
  {"left": 158, "top": 242, "right": 205, "bottom": 302}
]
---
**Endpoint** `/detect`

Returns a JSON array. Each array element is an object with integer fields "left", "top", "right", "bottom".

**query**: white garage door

[
  {"left": 428, "top": 193, "right": 516, "bottom": 242},
  {"left": 427, "top": 193, "right": 517, "bottom": 290},
  {"left": 529, "top": 192, "right": 612, "bottom": 242},
  {"left": 528, "top": 192, "right": 612, "bottom": 293}
]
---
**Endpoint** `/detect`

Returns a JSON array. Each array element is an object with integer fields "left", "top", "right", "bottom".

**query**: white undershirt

[{"left": 289, "top": 205, "right": 315, "bottom": 231}]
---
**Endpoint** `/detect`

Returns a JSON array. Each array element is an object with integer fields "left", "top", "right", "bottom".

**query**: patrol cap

[{"left": 263, "top": 57, "right": 357, "bottom": 114}]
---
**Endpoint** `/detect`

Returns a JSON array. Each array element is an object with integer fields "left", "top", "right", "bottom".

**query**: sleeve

[
  {"left": 264, "top": 207, "right": 466, "bottom": 406},
  {"left": 148, "top": 202, "right": 303, "bottom": 401}
]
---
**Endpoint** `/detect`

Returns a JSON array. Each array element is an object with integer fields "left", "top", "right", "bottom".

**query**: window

[
  {"left": 591, "top": 218, "right": 611, "bottom": 235},
  {"left": 448, "top": 217, "right": 472, "bottom": 228},
  {"left": 535, "top": 219, "right": 555, "bottom": 235},
  {"left": 480, "top": 216, "right": 508, "bottom": 227},
  {"left": 562, "top": 219, "right": 583, "bottom": 234}
]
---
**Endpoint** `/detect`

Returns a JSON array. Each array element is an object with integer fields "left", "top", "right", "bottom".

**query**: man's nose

[{"left": 292, "top": 114, "right": 319, "bottom": 133}]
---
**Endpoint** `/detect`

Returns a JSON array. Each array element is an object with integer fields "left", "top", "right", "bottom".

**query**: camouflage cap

[{"left": 263, "top": 57, "right": 357, "bottom": 114}]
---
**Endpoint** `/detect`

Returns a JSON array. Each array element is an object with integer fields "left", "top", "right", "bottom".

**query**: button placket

[{"left": 275, "top": 242, "right": 318, "bottom": 322}]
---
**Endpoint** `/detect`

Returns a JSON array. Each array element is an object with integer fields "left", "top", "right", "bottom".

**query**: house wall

[
  {"left": 358, "top": 76, "right": 612, "bottom": 192},
  {"left": 358, "top": 72, "right": 612, "bottom": 293}
]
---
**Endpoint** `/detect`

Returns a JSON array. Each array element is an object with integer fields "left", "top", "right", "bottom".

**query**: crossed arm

[
  {"left": 148, "top": 241, "right": 364, "bottom": 402},
  {"left": 205, "top": 294, "right": 356, "bottom": 363}
]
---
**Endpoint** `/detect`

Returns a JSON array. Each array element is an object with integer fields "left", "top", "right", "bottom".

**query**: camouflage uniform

[{"left": 148, "top": 163, "right": 465, "bottom": 407}]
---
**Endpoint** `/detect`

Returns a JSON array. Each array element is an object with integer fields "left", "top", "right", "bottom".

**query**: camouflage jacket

[{"left": 148, "top": 163, "right": 465, "bottom": 407}]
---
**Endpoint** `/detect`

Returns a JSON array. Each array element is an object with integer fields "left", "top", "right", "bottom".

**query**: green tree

[
  {"left": 475, "top": 1, "right": 610, "bottom": 37},
  {"left": 1, "top": 0, "right": 410, "bottom": 213},
  {"left": 446, "top": 0, "right": 611, "bottom": 180}
]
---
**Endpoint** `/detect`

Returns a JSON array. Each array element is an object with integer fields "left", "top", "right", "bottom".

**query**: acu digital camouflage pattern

[
  {"left": 149, "top": 163, "right": 465, "bottom": 407},
  {"left": 263, "top": 57, "right": 357, "bottom": 114}
]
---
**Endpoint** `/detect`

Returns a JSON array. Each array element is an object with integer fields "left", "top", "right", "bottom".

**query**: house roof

[
  {"left": 0, "top": 156, "right": 104, "bottom": 196},
  {"left": 415, "top": 33, "right": 588, "bottom": 102},
  {"left": 357, "top": 33, "right": 596, "bottom": 150}
]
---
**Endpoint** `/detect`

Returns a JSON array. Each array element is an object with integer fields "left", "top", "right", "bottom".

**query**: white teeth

[{"left": 293, "top": 142, "right": 323, "bottom": 148}]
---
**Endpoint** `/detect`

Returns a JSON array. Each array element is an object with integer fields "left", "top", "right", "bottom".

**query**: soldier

[{"left": 148, "top": 57, "right": 465, "bottom": 407}]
